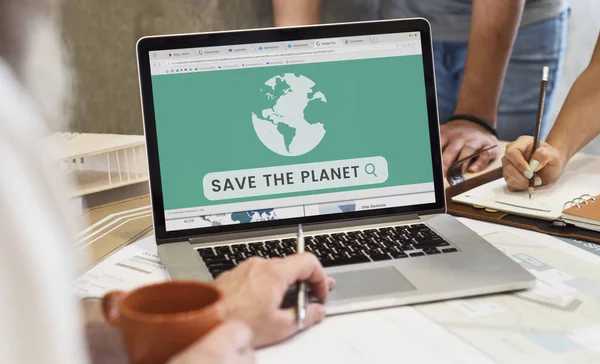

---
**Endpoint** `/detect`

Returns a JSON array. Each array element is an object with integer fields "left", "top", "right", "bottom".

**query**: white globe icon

[{"left": 251, "top": 73, "right": 327, "bottom": 157}]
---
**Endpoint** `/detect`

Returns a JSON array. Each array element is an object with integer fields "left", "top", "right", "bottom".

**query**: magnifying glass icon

[{"left": 365, "top": 163, "right": 377, "bottom": 177}]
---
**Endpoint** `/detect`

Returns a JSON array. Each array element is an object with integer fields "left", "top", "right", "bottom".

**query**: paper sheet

[
  {"left": 75, "top": 236, "right": 169, "bottom": 298},
  {"left": 258, "top": 307, "right": 494, "bottom": 364},
  {"left": 452, "top": 172, "right": 600, "bottom": 220}
]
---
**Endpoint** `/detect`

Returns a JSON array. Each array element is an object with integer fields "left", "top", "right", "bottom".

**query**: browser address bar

[{"left": 166, "top": 43, "right": 403, "bottom": 66}]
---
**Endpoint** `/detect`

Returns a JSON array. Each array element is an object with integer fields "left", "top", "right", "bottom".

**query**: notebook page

[{"left": 452, "top": 172, "right": 600, "bottom": 221}]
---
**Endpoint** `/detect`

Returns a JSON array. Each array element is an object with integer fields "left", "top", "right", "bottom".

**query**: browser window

[{"left": 148, "top": 32, "right": 435, "bottom": 231}]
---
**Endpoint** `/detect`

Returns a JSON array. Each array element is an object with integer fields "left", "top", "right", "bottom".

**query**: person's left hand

[
  {"left": 215, "top": 253, "right": 335, "bottom": 348},
  {"left": 440, "top": 120, "right": 498, "bottom": 176}
]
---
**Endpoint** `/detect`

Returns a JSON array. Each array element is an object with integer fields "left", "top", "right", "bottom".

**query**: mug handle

[{"left": 102, "top": 291, "right": 124, "bottom": 327}]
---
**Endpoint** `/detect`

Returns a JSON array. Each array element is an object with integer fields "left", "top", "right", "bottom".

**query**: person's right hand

[
  {"left": 215, "top": 253, "right": 334, "bottom": 348},
  {"left": 502, "top": 136, "right": 565, "bottom": 190},
  {"left": 168, "top": 321, "right": 254, "bottom": 364}
]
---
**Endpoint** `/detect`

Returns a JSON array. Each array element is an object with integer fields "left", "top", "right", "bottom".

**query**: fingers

[
  {"left": 327, "top": 277, "right": 336, "bottom": 291},
  {"left": 505, "top": 136, "right": 559, "bottom": 184},
  {"left": 440, "top": 124, "right": 449, "bottom": 150},
  {"left": 505, "top": 137, "right": 535, "bottom": 179},
  {"left": 455, "top": 144, "right": 480, "bottom": 174},
  {"left": 300, "top": 302, "right": 326, "bottom": 329},
  {"left": 529, "top": 146, "right": 556, "bottom": 173},
  {"left": 469, "top": 148, "right": 495, "bottom": 173},
  {"left": 442, "top": 139, "right": 465, "bottom": 175},
  {"left": 273, "top": 303, "right": 326, "bottom": 342},
  {"left": 279, "top": 253, "right": 330, "bottom": 301},
  {"left": 502, "top": 158, "right": 530, "bottom": 190}
]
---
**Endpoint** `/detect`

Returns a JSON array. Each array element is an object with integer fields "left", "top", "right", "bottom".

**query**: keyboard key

[
  {"left": 202, "top": 256, "right": 230, "bottom": 264},
  {"left": 369, "top": 252, "right": 392, "bottom": 261},
  {"left": 215, "top": 246, "right": 232, "bottom": 254},
  {"left": 320, "top": 255, "right": 371, "bottom": 267},
  {"left": 211, "top": 270, "right": 226, "bottom": 278},
  {"left": 388, "top": 250, "right": 409, "bottom": 259},
  {"left": 424, "top": 249, "right": 441, "bottom": 255},
  {"left": 206, "top": 262, "right": 235, "bottom": 271},
  {"left": 198, "top": 248, "right": 215, "bottom": 257},
  {"left": 281, "top": 238, "right": 296, "bottom": 246},
  {"left": 409, "top": 252, "right": 425, "bottom": 257},
  {"left": 441, "top": 248, "right": 458, "bottom": 253}
]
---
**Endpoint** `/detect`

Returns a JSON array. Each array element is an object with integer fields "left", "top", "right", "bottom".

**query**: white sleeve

[{"left": 0, "top": 63, "right": 89, "bottom": 364}]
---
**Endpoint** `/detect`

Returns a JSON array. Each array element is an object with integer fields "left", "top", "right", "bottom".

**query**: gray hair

[{"left": 0, "top": 0, "right": 72, "bottom": 131}]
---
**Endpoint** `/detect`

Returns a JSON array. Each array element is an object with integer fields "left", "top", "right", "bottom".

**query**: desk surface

[{"left": 76, "top": 141, "right": 600, "bottom": 363}]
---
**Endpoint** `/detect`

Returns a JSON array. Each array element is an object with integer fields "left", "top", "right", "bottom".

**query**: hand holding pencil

[
  {"left": 527, "top": 66, "right": 549, "bottom": 199},
  {"left": 501, "top": 66, "right": 567, "bottom": 193}
]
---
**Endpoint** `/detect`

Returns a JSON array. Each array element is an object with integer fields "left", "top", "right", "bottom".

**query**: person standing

[{"left": 273, "top": 0, "right": 569, "bottom": 175}]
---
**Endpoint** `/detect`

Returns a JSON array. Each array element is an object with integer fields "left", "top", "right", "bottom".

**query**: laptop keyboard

[{"left": 198, "top": 224, "right": 457, "bottom": 278}]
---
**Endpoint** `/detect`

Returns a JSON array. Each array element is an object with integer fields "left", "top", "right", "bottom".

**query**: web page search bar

[{"left": 203, "top": 157, "right": 389, "bottom": 201}]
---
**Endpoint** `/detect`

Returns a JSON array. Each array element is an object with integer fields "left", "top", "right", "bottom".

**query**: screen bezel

[{"left": 136, "top": 19, "right": 446, "bottom": 244}]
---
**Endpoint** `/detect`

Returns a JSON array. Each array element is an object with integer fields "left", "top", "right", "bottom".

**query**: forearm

[
  {"left": 454, "top": 0, "right": 525, "bottom": 125},
  {"left": 272, "top": 0, "right": 321, "bottom": 27},
  {"left": 546, "top": 64, "right": 600, "bottom": 164}
]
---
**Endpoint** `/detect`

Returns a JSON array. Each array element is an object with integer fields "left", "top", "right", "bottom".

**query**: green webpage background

[{"left": 152, "top": 55, "right": 434, "bottom": 210}]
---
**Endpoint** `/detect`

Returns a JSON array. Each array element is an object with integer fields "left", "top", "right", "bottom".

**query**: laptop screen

[{"left": 147, "top": 31, "right": 436, "bottom": 232}]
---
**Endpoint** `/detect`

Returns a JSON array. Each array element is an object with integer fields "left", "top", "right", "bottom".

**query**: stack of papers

[{"left": 75, "top": 236, "right": 169, "bottom": 298}]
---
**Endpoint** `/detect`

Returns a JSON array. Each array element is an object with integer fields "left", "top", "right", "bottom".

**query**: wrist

[
  {"left": 214, "top": 280, "right": 234, "bottom": 321},
  {"left": 545, "top": 137, "right": 570, "bottom": 169},
  {"left": 447, "top": 114, "right": 498, "bottom": 138},
  {"left": 453, "top": 103, "right": 497, "bottom": 127}
]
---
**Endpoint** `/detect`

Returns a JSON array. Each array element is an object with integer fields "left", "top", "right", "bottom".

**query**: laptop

[{"left": 136, "top": 19, "right": 534, "bottom": 315}]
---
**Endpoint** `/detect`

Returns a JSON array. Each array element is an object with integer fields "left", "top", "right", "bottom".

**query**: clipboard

[{"left": 446, "top": 168, "right": 600, "bottom": 244}]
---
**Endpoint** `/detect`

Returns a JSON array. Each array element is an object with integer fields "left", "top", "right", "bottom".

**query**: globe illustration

[{"left": 251, "top": 73, "right": 327, "bottom": 156}]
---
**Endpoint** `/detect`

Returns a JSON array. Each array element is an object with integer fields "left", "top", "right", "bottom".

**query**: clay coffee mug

[{"left": 102, "top": 281, "right": 224, "bottom": 364}]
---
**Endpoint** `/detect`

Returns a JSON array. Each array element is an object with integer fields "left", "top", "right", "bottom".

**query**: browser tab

[
  {"left": 168, "top": 49, "right": 195, "bottom": 58},
  {"left": 314, "top": 39, "right": 340, "bottom": 48},
  {"left": 225, "top": 45, "right": 251, "bottom": 54},
  {"left": 202, "top": 48, "right": 223, "bottom": 56},
  {"left": 342, "top": 36, "right": 368, "bottom": 46},
  {"left": 288, "top": 41, "right": 312, "bottom": 49},
  {"left": 257, "top": 43, "right": 285, "bottom": 52}
]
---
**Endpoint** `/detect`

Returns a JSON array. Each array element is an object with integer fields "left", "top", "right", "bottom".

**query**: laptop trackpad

[{"left": 329, "top": 267, "right": 415, "bottom": 301}]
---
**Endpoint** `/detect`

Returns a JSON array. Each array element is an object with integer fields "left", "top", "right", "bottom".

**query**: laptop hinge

[{"left": 189, "top": 213, "right": 421, "bottom": 245}]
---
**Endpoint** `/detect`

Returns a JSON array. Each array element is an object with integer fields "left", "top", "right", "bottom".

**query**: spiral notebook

[
  {"left": 562, "top": 194, "right": 600, "bottom": 232},
  {"left": 451, "top": 172, "right": 600, "bottom": 223}
]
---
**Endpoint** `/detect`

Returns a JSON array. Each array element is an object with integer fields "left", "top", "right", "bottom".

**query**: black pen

[
  {"left": 296, "top": 224, "right": 306, "bottom": 329},
  {"left": 529, "top": 66, "right": 549, "bottom": 199}
]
